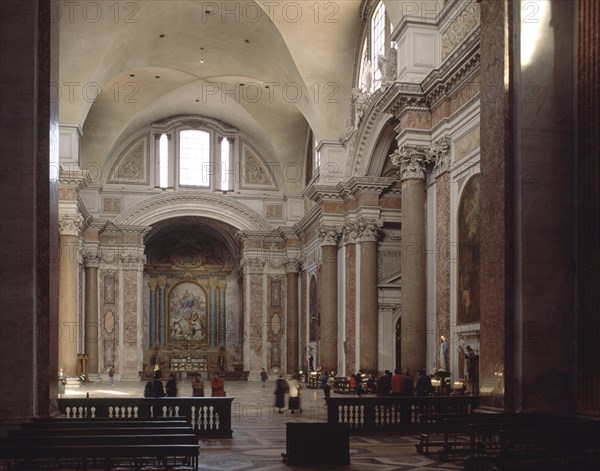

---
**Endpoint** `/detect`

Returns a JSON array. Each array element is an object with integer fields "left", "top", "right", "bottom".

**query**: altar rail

[
  {"left": 327, "top": 395, "right": 480, "bottom": 434},
  {"left": 57, "top": 398, "right": 233, "bottom": 438}
]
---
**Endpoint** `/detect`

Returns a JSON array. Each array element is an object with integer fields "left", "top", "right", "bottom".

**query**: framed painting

[{"left": 168, "top": 282, "right": 208, "bottom": 343}]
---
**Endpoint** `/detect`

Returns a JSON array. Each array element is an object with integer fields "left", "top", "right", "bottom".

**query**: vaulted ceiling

[{"left": 59, "top": 0, "right": 362, "bottom": 188}]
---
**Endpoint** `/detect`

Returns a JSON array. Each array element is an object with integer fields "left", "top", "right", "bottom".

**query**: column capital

[
  {"left": 121, "top": 250, "right": 147, "bottom": 270},
  {"left": 59, "top": 213, "right": 84, "bottom": 236},
  {"left": 317, "top": 225, "right": 342, "bottom": 246},
  {"left": 390, "top": 145, "right": 433, "bottom": 181},
  {"left": 284, "top": 258, "right": 302, "bottom": 273},
  {"left": 240, "top": 257, "right": 266, "bottom": 274},
  {"left": 431, "top": 136, "right": 452, "bottom": 177},
  {"left": 148, "top": 278, "right": 158, "bottom": 291},
  {"left": 82, "top": 246, "right": 101, "bottom": 268},
  {"left": 156, "top": 275, "right": 168, "bottom": 289},
  {"left": 342, "top": 222, "right": 359, "bottom": 245},
  {"left": 357, "top": 218, "right": 383, "bottom": 242}
]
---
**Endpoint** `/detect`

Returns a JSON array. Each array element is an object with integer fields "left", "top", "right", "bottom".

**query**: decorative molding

[
  {"left": 343, "top": 222, "right": 359, "bottom": 245},
  {"left": 239, "top": 257, "right": 267, "bottom": 274},
  {"left": 431, "top": 136, "right": 452, "bottom": 177},
  {"left": 112, "top": 191, "right": 272, "bottom": 231},
  {"left": 265, "top": 203, "right": 284, "bottom": 221},
  {"left": 441, "top": 0, "right": 480, "bottom": 60},
  {"left": 347, "top": 26, "right": 480, "bottom": 178},
  {"left": 82, "top": 245, "right": 101, "bottom": 268},
  {"left": 151, "top": 114, "right": 238, "bottom": 136},
  {"left": 102, "top": 197, "right": 123, "bottom": 214},
  {"left": 106, "top": 133, "right": 150, "bottom": 186},
  {"left": 58, "top": 213, "right": 84, "bottom": 236},
  {"left": 239, "top": 138, "right": 278, "bottom": 191},
  {"left": 357, "top": 218, "right": 383, "bottom": 242},
  {"left": 284, "top": 258, "right": 302, "bottom": 273},
  {"left": 390, "top": 145, "right": 433, "bottom": 181},
  {"left": 317, "top": 225, "right": 342, "bottom": 246}
]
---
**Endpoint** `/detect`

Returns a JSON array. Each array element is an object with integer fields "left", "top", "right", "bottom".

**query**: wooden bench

[
  {"left": 9, "top": 426, "right": 193, "bottom": 437},
  {"left": 0, "top": 417, "right": 199, "bottom": 470},
  {"left": 0, "top": 444, "right": 199, "bottom": 470},
  {"left": 491, "top": 422, "right": 600, "bottom": 471},
  {"left": 434, "top": 413, "right": 552, "bottom": 461},
  {"left": 416, "top": 413, "right": 530, "bottom": 456}
]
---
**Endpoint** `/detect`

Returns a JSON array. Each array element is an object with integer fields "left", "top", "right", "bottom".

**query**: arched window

[{"left": 359, "top": 1, "right": 394, "bottom": 94}]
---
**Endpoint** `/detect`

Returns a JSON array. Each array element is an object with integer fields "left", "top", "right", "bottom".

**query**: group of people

[
  {"left": 144, "top": 370, "right": 226, "bottom": 398},
  {"left": 376, "top": 368, "right": 435, "bottom": 396}
]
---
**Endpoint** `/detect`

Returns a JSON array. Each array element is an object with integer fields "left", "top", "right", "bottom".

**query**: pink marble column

[
  {"left": 358, "top": 220, "right": 382, "bottom": 373},
  {"left": 286, "top": 261, "right": 300, "bottom": 373},
  {"left": 432, "top": 138, "right": 452, "bottom": 367},
  {"left": 479, "top": 0, "right": 513, "bottom": 410},
  {"left": 318, "top": 226, "right": 341, "bottom": 374},
  {"left": 343, "top": 227, "right": 357, "bottom": 375}
]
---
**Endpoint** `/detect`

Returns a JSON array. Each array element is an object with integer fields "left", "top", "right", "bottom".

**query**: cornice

[
  {"left": 151, "top": 114, "right": 238, "bottom": 136},
  {"left": 421, "top": 27, "right": 481, "bottom": 109},
  {"left": 59, "top": 168, "right": 92, "bottom": 188}
]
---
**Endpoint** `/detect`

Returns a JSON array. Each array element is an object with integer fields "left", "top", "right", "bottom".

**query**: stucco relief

[
  {"left": 107, "top": 133, "right": 150, "bottom": 185},
  {"left": 442, "top": 0, "right": 480, "bottom": 60}
]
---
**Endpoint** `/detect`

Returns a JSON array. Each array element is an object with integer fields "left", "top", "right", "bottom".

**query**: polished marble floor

[{"left": 70, "top": 378, "right": 462, "bottom": 471}]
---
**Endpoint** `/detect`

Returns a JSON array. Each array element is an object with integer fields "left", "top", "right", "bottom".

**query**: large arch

[{"left": 113, "top": 191, "right": 272, "bottom": 232}]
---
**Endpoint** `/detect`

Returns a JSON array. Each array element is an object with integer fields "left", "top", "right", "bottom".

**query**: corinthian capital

[
  {"left": 357, "top": 218, "right": 383, "bottom": 242},
  {"left": 430, "top": 136, "right": 452, "bottom": 177},
  {"left": 317, "top": 225, "right": 342, "bottom": 246},
  {"left": 82, "top": 248, "right": 101, "bottom": 268},
  {"left": 390, "top": 145, "right": 433, "bottom": 181},
  {"left": 59, "top": 213, "right": 84, "bottom": 236},
  {"left": 240, "top": 257, "right": 266, "bottom": 274}
]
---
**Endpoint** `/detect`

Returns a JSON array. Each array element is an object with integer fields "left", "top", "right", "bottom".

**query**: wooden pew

[
  {"left": 493, "top": 422, "right": 600, "bottom": 471},
  {"left": 0, "top": 444, "right": 199, "bottom": 470},
  {"left": 0, "top": 417, "right": 199, "bottom": 470},
  {"left": 462, "top": 418, "right": 597, "bottom": 471},
  {"left": 9, "top": 426, "right": 192, "bottom": 437}
]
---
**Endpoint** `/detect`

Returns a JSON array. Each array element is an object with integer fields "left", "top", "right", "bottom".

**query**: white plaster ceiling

[{"left": 59, "top": 0, "right": 362, "bottom": 193}]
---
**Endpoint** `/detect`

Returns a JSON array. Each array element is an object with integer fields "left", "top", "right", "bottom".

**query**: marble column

[
  {"left": 577, "top": 0, "right": 600, "bottom": 415},
  {"left": 83, "top": 247, "right": 100, "bottom": 376},
  {"left": 58, "top": 214, "right": 83, "bottom": 378},
  {"left": 479, "top": 0, "right": 513, "bottom": 410},
  {"left": 148, "top": 278, "right": 158, "bottom": 347},
  {"left": 342, "top": 226, "right": 358, "bottom": 375},
  {"left": 120, "top": 244, "right": 147, "bottom": 380},
  {"left": 209, "top": 281, "right": 218, "bottom": 348},
  {"left": 0, "top": 0, "right": 59, "bottom": 422},
  {"left": 358, "top": 219, "right": 382, "bottom": 373},
  {"left": 240, "top": 257, "right": 266, "bottom": 373},
  {"left": 219, "top": 283, "right": 227, "bottom": 347},
  {"left": 286, "top": 261, "right": 300, "bottom": 373},
  {"left": 391, "top": 146, "right": 431, "bottom": 373},
  {"left": 318, "top": 225, "right": 341, "bottom": 373},
  {"left": 432, "top": 138, "right": 452, "bottom": 367},
  {"left": 157, "top": 276, "right": 167, "bottom": 346}
]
